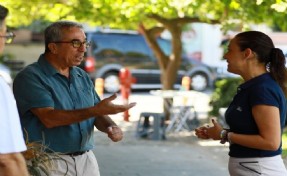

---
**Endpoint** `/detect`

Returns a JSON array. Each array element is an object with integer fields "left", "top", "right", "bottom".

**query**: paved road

[{"left": 92, "top": 91, "right": 230, "bottom": 176}]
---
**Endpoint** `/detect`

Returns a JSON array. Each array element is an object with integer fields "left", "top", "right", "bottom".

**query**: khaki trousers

[{"left": 49, "top": 150, "right": 100, "bottom": 176}]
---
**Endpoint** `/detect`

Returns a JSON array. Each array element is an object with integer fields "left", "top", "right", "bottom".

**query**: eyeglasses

[
  {"left": 0, "top": 32, "right": 16, "bottom": 44},
  {"left": 53, "top": 39, "right": 91, "bottom": 48}
]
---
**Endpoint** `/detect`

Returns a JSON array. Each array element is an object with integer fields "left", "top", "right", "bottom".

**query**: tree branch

[
  {"left": 147, "top": 13, "right": 220, "bottom": 27},
  {"left": 138, "top": 23, "right": 169, "bottom": 69}
]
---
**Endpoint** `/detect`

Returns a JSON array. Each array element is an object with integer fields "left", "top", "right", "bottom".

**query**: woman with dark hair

[{"left": 195, "top": 31, "right": 287, "bottom": 175}]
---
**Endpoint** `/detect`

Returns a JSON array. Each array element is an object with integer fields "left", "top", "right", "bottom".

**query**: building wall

[{"left": 4, "top": 43, "right": 44, "bottom": 66}]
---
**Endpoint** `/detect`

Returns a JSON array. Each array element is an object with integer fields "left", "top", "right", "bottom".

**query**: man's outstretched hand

[{"left": 94, "top": 94, "right": 136, "bottom": 115}]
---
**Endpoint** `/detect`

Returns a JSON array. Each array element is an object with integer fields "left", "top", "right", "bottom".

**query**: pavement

[
  {"left": 92, "top": 91, "right": 287, "bottom": 176},
  {"left": 92, "top": 91, "right": 230, "bottom": 176}
]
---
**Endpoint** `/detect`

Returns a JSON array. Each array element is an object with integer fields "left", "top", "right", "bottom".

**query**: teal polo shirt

[{"left": 13, "top": 54, "right": 100, "bottom": 153}]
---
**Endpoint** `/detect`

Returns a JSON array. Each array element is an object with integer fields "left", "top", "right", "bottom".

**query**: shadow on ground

[{"left": 93, "top": 120, "right": 229, "bottom": 176}]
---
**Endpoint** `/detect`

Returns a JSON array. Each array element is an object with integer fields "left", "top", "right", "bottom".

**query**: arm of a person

[
  {"left": 94, "top": 115, "right": 123, "bottom": 142},
  {"left": 228, "top": 105, "right": 281, "bottom": 151},
  {"left": 31, "top": 94, "right": 136, "bottom": 128},
  {"left": 31, "top": 106, "right": 98, "bottom": 128},
  {"left": 94, "top": 115, "right": 117, "bottom": 132},
  {"left": 0, "top": 153, "right": 29, "bottom": 176}
]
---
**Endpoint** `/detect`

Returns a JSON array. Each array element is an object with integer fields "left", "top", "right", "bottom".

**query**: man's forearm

[
  {"left": 94, "top": 115, "right": 117, "bottom": 133},
  {"left": 31, "top": 106, "right": 98, "bottom": 128},
  {"left": 0, "top": 153, "right": 29, "bottom": 176},
  {"left": 31, "top": 94, "right": 135, "bottom": 128}
]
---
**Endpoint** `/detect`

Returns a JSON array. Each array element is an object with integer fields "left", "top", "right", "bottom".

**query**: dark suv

[{"left": 81, "top": 29, "right": 217, "bottom": 93}]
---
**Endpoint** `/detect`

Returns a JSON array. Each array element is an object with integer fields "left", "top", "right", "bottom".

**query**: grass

[{"left": 22, "top": 129, "right": 68, "bottom": 176}]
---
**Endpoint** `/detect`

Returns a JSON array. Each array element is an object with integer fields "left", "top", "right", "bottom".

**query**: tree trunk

[{"left": 139, "top": 15, "right": 219, "bottom": 121}]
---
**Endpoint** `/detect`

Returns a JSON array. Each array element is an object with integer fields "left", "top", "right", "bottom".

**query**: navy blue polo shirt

[
  {"left": 225, "top": 73, "right": 286, "bottom": 158},
  {"left": 13, "top": 54, "right": 100, "bottom": 153}
]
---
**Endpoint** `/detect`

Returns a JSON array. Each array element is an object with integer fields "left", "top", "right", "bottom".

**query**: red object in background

[
  {"left": 84, "top": 56, "right": 95, "bottom": 73},
  {"left": 119, "top": 68, "right": 136, "bottom": 121}
]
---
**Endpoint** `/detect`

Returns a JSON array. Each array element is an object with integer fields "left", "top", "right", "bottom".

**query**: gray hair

[{"left": 44, "top": 21, "right": 83, "bottom": 52}]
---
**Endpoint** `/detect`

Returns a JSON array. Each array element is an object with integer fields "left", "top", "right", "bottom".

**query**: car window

[
  {"left": 91, "top": 34, "right": 152, "bottom": 57},
  {"left": 157, "top": 39, "right": 171, "bottom": 55},
  {"left": 122, "top": 36, "right": 151, "bottom": 55},
  {"left": 157, "top": 38, "right": 190, "bottom": 64},
  {"left": 91, "top": 35, "right": 123, "bottom": 57}
]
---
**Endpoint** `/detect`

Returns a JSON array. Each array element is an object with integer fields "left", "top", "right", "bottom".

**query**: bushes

[
  {"left": 0, "top": 53, "right": 25, "bottom": 79},
  {"left": 209, "top": 77, "right": 243, "bottom": 117}
]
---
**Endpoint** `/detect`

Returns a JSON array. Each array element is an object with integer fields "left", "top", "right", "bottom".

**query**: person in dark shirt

[{"left": 195, "top": 31, "right": 287, "bottom": 175}]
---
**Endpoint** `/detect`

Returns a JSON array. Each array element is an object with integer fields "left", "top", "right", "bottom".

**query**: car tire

[
  {"left": 103, "top": 72, "right": 120, "bottom": 93},
  {"left": 190, "top": 72, "right": 208, "bottom": 91}
]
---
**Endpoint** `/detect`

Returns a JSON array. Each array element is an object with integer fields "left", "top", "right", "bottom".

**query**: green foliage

[
  {"left": 0, "top": 53, "right": 15, "bottom": 63},
  {"left": 283, "top": 128, "right": 287, "bottom": 158},
  {"left": 25, "top": 20, "right": 52, "bottom": 33},
  {"left": 1, "top": 0, "right": 287, "bottom": 31},
  {"left": 208, "top": 77, "right": 243, "bottom": 117}
]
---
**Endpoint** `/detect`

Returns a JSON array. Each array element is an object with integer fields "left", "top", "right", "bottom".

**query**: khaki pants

[{"left": 49, "top": 150, "right": 100, "bottom": 176}]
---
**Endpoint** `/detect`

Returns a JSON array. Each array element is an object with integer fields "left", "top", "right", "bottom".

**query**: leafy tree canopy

[{"left": 1, "top": 0, "right": 287, "bottom": 31}]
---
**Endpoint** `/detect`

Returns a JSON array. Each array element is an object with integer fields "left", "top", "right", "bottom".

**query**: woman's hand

[
  {"left": 195, "top": 118, "right": 224, "bottom": 141},
  {"left": 205, "top": 118, "right": 223, "bottom": 140},
  {"left": 195, "top": 125, "right": 210, "bottom": 139}
]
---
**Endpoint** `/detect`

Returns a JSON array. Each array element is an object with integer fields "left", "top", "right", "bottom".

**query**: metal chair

[{"left": 165, "top": 105, "right": 199, "bottom": 133}]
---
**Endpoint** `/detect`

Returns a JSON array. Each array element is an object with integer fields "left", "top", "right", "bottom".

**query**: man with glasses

[
  {"left": 0, "top": 4, "right": 29, "bottom": 176},
  {"left": 13, "top": 21, "right": 136, "bottom": 176}
]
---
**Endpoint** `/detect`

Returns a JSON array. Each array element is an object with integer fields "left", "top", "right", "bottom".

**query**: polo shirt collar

[
  {"left": 38, "top": 54, "right": 59, "bottom": 76},
  {"left": 37, "top": 54, "right": 84, "bottom": 78},
  {"left": 239, "top": 73, "right": 271, "bottom": 91}
]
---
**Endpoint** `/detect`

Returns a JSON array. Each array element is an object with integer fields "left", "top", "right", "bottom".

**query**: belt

[{"left": 65, "top": 150, "right": 89, "bottom": 157}]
